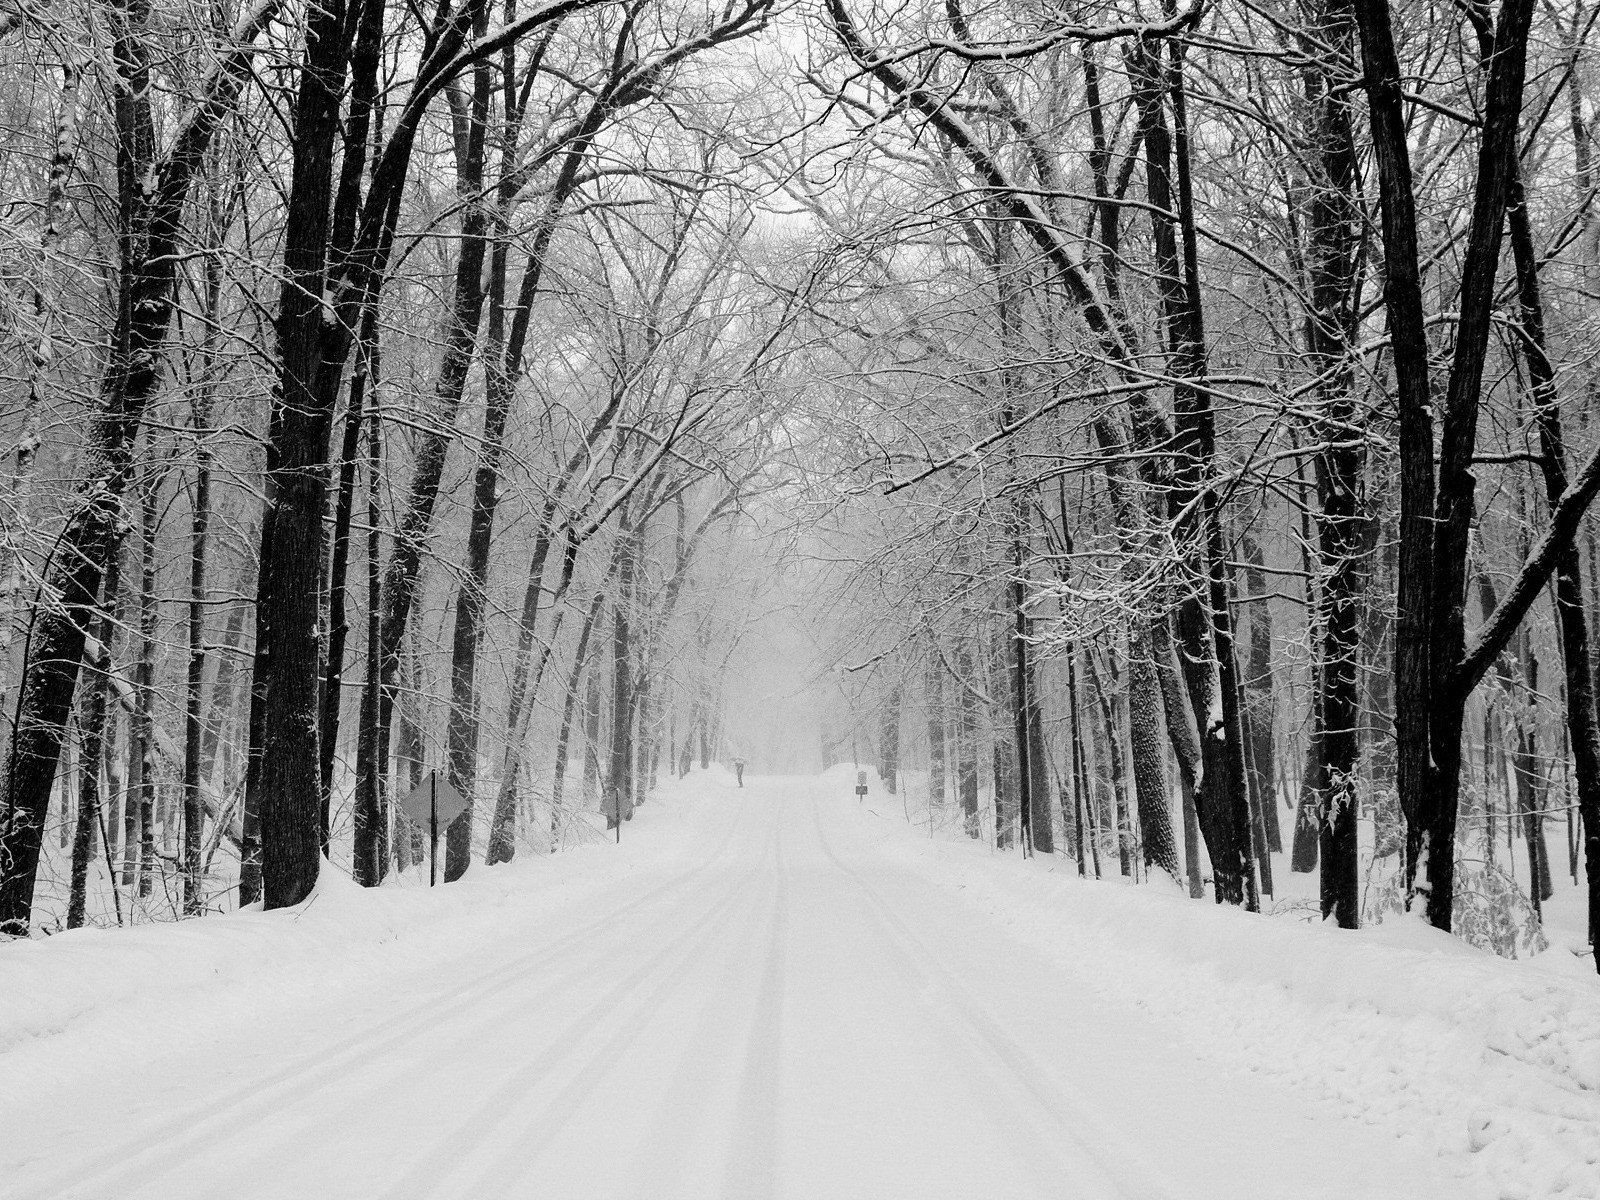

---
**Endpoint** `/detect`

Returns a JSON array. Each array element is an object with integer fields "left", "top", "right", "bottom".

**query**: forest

[{"left": 1, "top": 0, "right": 1598, "bottom": 980}]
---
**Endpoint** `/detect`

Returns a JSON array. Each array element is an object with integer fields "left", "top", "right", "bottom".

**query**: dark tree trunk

[
  {"left": 182, "top": 406, "right": 210, "bottom": 916},
  {"left": 1345, "top": 0, "right": 1438, "bottom": 919},
  {"left": 320, "top": 308, "right": 377, "bottom": 804},
  {"left": 989, "top": 630, "right": 1015, "bottom": 850},
  {"left": 1291, "top": 717, "right": 1326, "bottom": 875},
  {"left": 605, "top": 525, "right": 638, "bottom": 832},
  {"left": 1087, "top": 649, "right": 1129, "bottom": 875},
  {"left": 354, "top": 375, "right": 385, "bottom": 886},
  {"left": 1127, "top": 622, "right": 1181, "bottom": 881},
  {"left": 881, "top": 683, "right": 901, "bottom": 796},
  {"left": 1512, "top": 637, "right": 1553, "bottom": 907},
  {"left": 67, "top": 555, "right": 120, "bottom": 929},
  {"left": 584, "top": 664, "right": 605, "bottom": 806},
  {"left": 1300, "top": 4, "right": 1366, "bottom": 926},
  {"left": 1009, "top": 563, "right": 1051, "bottom": 853},
  {"left": 1066, "top": 644, "right": 1090, "bottom": 877},
  {"left": 248, "top": 0, "right": 379, "bottom": 912},
  {"left": 134, "top": 469, "right": 157, "bottom": 902},
  {"left": 1240, "top": 539, "right": 1280, "bottom": 853},
  {"left": 925, "top": 644, "right": 946, "bottom": 808},
  {"left": 394, "top": 661, "right": 426, "bottom": 871},
  {"left": 550, "top": 590, "right": 607, "bottom": 839},
  {"left": 955, "top": 637, "right": 981, "bottom": 839}
]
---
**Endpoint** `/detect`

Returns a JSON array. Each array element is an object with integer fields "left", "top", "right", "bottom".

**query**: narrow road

[{"left": 7, "top": 775, "right": 1455, "bottom": 1199}]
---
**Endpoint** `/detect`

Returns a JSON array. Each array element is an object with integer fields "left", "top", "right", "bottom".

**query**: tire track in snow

[
  {"left": 805, "top": 788, "right": 1184, "bottom": 1200},
  {"left": 371, "top": 864, "right": 766, "bottom": 1200},
  {"left": 445, "top": 798, "right": 792, "bottom": 1200},
  {"left": 11, "top": 801, "right": 758, "bottom": 1200},
  {"left": 717, "top": 790, "right": 789, "bottom": 1200},
  {"left": 214, "top": 846, "right": 769, "bottom": 1190}
]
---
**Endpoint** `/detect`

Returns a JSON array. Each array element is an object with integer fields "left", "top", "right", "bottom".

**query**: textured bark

[
  {"left": 1151, "top": 614, "right": 1204, "bottom": 895},
  {"left": 1065, "top": 644, "right": 1090, "bottom": 877},
  {"left": 583, "top": 665, "right": 604, "bottom": 805},
  {"left": 1126, "top": 623, "right": 1181, "bottom": 881},
  {"left": 925, "top": 645, "right": 946, "bottom": 808},
  {"left": 354, "top": 379, "right": 385, "bottom": 886},
  {"left": 1510, "top": 634, "right": 1553, "bottom": 908},
  {"left": 1239, "top": 540, "right": 1280, "bottom": 854},
  {"left": 1291, "top": 701, "right": 1326, "bottom": 875},
  {"left": 1007, "top": 560, "right": 1051, "bottom": 853},
  {"left": 954, "top": 637, "right": 981, "bottom": 839},
  {"left": 1087, "top": 649, "right": 1129, "bottom": 875},
  {"left": 67, "top": 555, "right": 119, "bottom": 930},
  {"left": 178, "top": 230, "right": 223, "bottom": 915},
  {"left": 1298, "top": 4, "right": 1366, "bottom": 925},
  {"left": 133, "top": 470, "right": 157, "bottom": 902},
  {"left": 988, "top": 631, "right": 1016, "bottom": 850},
  {"left": 550, "top": 590, "right": 607, "bottom": 841},
  {"left": 394, "top": 662, "right": 425, "bottom": 871},
  {"left": 880, "top": 683, "right": 901, "bottom": 796},
  {"left": 319, "top": 311, "right": 377, "bottom": 802},
  {"left": 605, "top": 524, "right": 639, "bottom": 833},
  {"left": 182, "top": 421, "right": 209, "bottom": 915}
]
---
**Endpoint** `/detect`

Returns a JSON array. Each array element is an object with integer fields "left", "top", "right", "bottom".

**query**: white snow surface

[{"left": 2, "top": 767, "right": 1596, "bottom": 1198}]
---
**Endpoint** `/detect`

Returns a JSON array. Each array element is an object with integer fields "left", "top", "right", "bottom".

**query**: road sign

[
  {"left": 855, "top": 769, "right": 868, "bottom": 799},
  {"left": 399, "top": 772, "right": 469, "bottom": 826},
  {"left": 398, "top": 771, "right": 470, "bottom": 886}
]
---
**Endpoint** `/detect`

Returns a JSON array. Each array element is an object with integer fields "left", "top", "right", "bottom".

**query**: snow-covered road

[{"left": 4, "top": 775, "right": 1472, "bottom": 1198}]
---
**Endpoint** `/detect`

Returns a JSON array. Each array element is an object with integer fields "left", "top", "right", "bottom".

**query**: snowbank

[
  {"left": 0, "top": 777, "right": 721, "bottom": 1097},
  {"left": 839, "top": 793, "right": 1600, "bottom": 1199}
]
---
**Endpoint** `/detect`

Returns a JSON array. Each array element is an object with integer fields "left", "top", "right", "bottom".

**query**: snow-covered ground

[{"left": 1, "top": 768, "right": 1594, "bottom": 1198}]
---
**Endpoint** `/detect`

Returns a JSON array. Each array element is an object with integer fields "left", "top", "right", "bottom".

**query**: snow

[{"left": 1, "top": 767, "right": 1595, "bottom": 1198}]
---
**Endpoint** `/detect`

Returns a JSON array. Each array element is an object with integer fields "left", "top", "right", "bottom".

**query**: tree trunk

[
  {"left": 133, "top": 468, "right": 157, "bottom": 902},
  {"left": 1127, "top": 621, "right": 1181, "bottom": 881},
  {"left": 250, "top": 0, "right": 370, "bottom": 912},
  {"left": 550, "top": 589, "right": 607, "bottom": 843},
  {"left": 67, "top": 555, "right": 120, "bottom": 929},
  {"left": 605, "top": 528, "right": 636, "bottom": 833},
  {"left": 1240, "top": 539, "right": 1280, "bottom": 853},
  {"left": 354, "top": 374, "right": 386, "bottom": 886},
  {"left": 1087, "top": 648, "right": 1129, "bottom": 875},
  {"left": 925, "top": 643, "right": 946, "bottom": 808},
  {"left": 955, "top": 637, "right": 981, "bottom": 839},
  {"left": 880, "top": 683, "right": 901, "bottom": 796}
]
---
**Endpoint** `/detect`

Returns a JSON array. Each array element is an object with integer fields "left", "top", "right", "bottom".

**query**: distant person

[{"left": 734, "top": 756, "right": 746, "bottom": 788}]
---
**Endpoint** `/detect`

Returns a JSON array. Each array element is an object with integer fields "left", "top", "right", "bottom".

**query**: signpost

[
  {"left": 398, "top": 770, "right": 470, "bottom": 886},
  {"left": 855, "top": 769, "right": 868, "bottom": 800}
]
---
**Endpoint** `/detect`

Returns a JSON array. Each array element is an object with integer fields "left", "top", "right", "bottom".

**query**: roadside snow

[
  {"left": 0, "top": 779, "right": 717, "bottom": 1104},
  {"left": 831, "top": 765, "right": 1600, "bottom": 1200}
]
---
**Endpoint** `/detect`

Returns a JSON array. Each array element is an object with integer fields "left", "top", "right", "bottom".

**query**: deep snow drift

[{"left": 1, "top": 768, "right": 1595, "bottom": 1198}]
